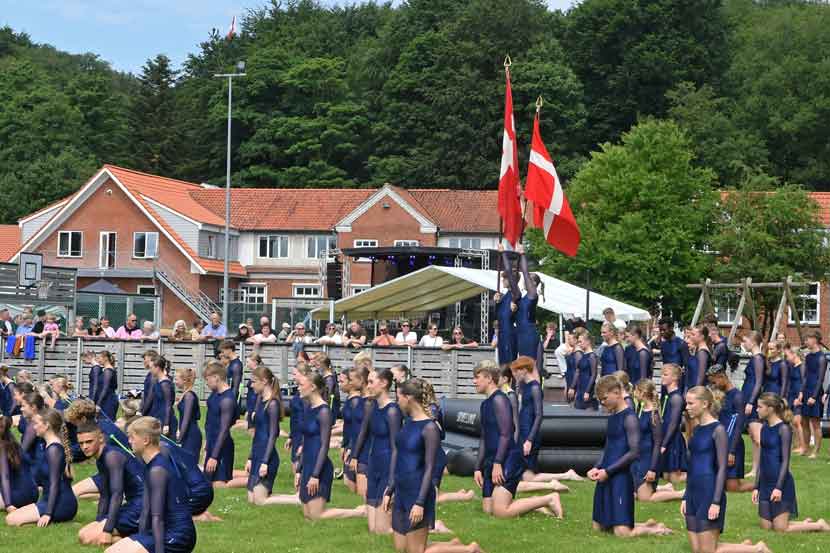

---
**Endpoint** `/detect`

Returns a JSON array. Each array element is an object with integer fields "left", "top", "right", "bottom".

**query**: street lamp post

[{"left": 214, "top": 61, "right": 246, "bottom": 330}]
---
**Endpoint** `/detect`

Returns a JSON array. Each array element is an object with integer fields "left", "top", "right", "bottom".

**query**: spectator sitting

[
  {"left": 100, "top": 316, "right": 117, "bottom": 338},
  {"left": 395, "top": 320, "right": 417, "bottom": 346},
  {"left": 418, "top": 324, "right": 444, "bottom": 348},
  {"left": 372, "top": 323, "right": 398, "bottom": 346},
  {"left": 190, "top": 320, "right": 205, "bottom": 341},
  {"left": 31, "top": 310, "right": 47, "bottom": 335},
  {"left": 249, "top": 323, "right": 278, "bottom": 345},
  {"left": 170, "top": 320, "right": 189, "bottom": 341},
  {"left": 603, "top": 307, "right": 626, "bottom": 332},
  {"left": 72, "top": 316, "right": 88, "bottom": 338},
  {"left": 316, "top": 322, "right": 343, "bottom": 345},
  {"left": 235, "top": 323, "right": 251, "bottom": 342},
  {"left": 42, "top": 314, "right": 61, "bottom": 348},
  {"left": 285, "top": 322, "right": 313, "bottom": 345},
  {"left": 140, "top": 321, "right": 160, "bottom": 341},
  {"left": 115, "top": 313, "right": 143, "bottom": 340},
  {"left": 542, "top": 321, "right": 559, "bottom": 350},
  {"left": 0, "top": 308, "right": 13, "bottom": 337},
  {"left": 87, "top": 318, "right": 106, "bottom": 338},
  {"left": 344, "top": 321, "right": 367, "bottom": 348},
  {"left": 201, "top": 311, "right": 227, "bottom": 340},
  {"left": 442, "top": 326, "right": 479, "bottom": 350},
  {"left": 277, "top": 322, "right": 290, "bottom": 341}
]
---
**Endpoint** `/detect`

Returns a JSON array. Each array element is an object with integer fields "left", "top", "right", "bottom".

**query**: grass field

[{"left": 2, "top": 425, "right": 830, "bottom": 553}]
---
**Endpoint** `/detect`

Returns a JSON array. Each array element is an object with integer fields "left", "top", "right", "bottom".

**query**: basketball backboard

[{"left": 18, "top": 252, "right": 43, "bottom": 287}]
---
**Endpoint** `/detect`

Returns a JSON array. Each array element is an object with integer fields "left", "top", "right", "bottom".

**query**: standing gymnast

[
  {"left": 96, "top": 351, "right": 119, "bottom": 420},
  {"left": 563, "top": 332, "right": 580, "bottom": 404},
  {"left": 706, "top": 364, "right": 752, "bottom": 493},
  {"left": 659, "top": 363, "right": 687, "bottom": 485},
  {"left": 148, "top": 355, "right": 176, "bottom": 440},
  {"left": 286, "top": 363, "right": 309, "bottom": 477},
  {"left": 741, "top": 331, "right": 765, "bottom": 476},
  {"left": 84, "top": 350, "right": 100, "bottom": 405},
  {"left": 387, "top": 378, "right": 482, "bottom": 553},
  {"left": 218, "top": 340, "right": 243, "bottom": 412},
  {"left": 6, "top": 408, "right": 77, "bottom": 527},
  {"left": 631, "top": 380, "right": 683, "bottom": 502},
  {"left": 512, "top": 245, "right": 543, "bottom": 371},
  {"left": 0, "top": 365, "right": 17, "bottom": 417},
  {"left": 345, "top": 361, "right": 370, "bottom": 498},
  {"left": 658, "top": 318, "right": 690, "bottom": 373},
  {"left": 472, "top": 360, "right": 562, "bottom": 519},
  {"left": 203, "top": 360, "right": 242, "bottom": 488},
  {"left": 801, "top": 330, "right": 825, "bottom": 458},
  {"left": 76, "top": 424, "right": 144, "bottom": 545},
  {"left": 340, "top": 368, "right": 358, "bottom": 492},
  {"left": 105, "top": 416, "right": 196, "bottom": 553},
  {"left": 0, "top": 414, "right": 38, "bottom": 513},
  {"left": 315, "top": 353, "right": 342, "bottom": 426},
  {"left": 589, "top": 376, "right": 672, "bottom": 537},
  {"left": 240, "top": 352, "right": 262, "bottom": 434},
  {"left": 686, "top": 325, "right": 712, "bottom": 392},
  {"left": 296, "top": 371, "right": 366, "bottom": 521},
  {"left": 753, "top": 393, "right": 830, "bottom": 533},
  {"left": 626, "top": 326, "right": 653, "bottom": 384},
  {"left": 174, "top": 368, "right": 201, "bottom": 460},
  {"left": 494, "top": 245, "right": 517, "bottom": 368},
  {"left": 599, "top": 323, "right": 625, "bottom": 376},
  {"left": 683, "top": 386, "right": 770, "bottom": 553},
  {"left": 764, "top": 342, "right": 788, "bottom": 398},
  {"left": 782, "top": 345, "right": 805, "bottom": 454},
  {"left": 351, "top": 367, "right": 402, "bottom": 533},
  {"left": 138, "top": 350, "right": 158, "bottom": 417},
  {"left": 571, "top": 328, "right": 598, "bottom": 410}
]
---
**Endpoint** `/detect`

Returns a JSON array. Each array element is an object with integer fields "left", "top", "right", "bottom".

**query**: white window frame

[
  {"left": 351, "top": 284, "right": 370, "bottom": 296},
  {"left": 99, "top": 231, "right": 117, "bottom": 269},
  {"left": 241, "top": 283, "right": 267, "bottom": 304},
  {"left": 306, "top": 235, "right": 336, "bottom": 259},
  {"left": 132, "top": 231, "right": 159, "bottom": 259},
  {"left": 789, "top": 282, "right": 820, "bottom": 325},
  {"left": 293, "top": 284, "right": 321, "bottom": 298},
  {"left": 448, "top": 237, "right": 482, "bottom": 249},
  {"left": 257, "top": 234, "right": 289, "bottom": 259},
  {"left": 57, "top": 230, "right": 83, "bottom": 258},
  {"left": 394, "top": 240, "right": 419, "bottom": 247},
  {"left": 353, "top": 239, "right": 378, "bottom": 262},
  {"left": 712, "top": 290, "right": 739, "bottom": 325},
  {"left": 136, "top": 285, "right": 156, "bottom": 295},
  {"left": 204, "top": 235, "right": 217, "bottom": 259}
]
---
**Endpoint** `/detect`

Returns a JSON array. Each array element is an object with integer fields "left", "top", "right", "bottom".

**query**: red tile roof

[
  {"left": 0, "top": 225, "right": 20, "bottom": 261},
  {"left": 410, "top": 189, "right": 500, "bottom": 232},
  {"left": 808, "top": 192, "right": 830, "bottom": 226}
]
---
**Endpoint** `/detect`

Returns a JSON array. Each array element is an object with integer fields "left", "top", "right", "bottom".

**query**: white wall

[{"left": 239, "top": 232, "right": 329, "bottom": 269}]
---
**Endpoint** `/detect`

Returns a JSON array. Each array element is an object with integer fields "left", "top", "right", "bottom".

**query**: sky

[{"left": 0, "top": 0, "right": 578, "bottom": 74}]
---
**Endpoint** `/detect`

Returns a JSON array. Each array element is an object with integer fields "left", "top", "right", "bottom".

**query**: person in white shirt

[
  {"left": 249, "top": 323, "right": 278, "bottom": 345},
  {"left": 285, "top": 322, "right": 314, "bottom": 344},
  {"left": 140, "top": 321, "right": 160, "bottom": 341},
  {"left": 395, "top": 320, "right": 417, "bottom": 345},
  {"left": 100, "top": 317, "right": 117, "bottom": 339},
  {"left": 417, "top": 324, "right": 443, "bottom": 348},
  {"left": 316, "top": 322, "right": 343, "bottom": 345},
  {"left": 603, "top": 307, "right": 626, "bottom": 332}
]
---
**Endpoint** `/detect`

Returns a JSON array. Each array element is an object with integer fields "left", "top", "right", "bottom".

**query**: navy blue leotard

[
  {"left": 247, "top": 397, "right": 280, "bottom": 493},
  {"left": 176, "top": 390, "right": 202, "bottom": 459},
  {"left": 659, "top": 388, "right": 687, "bottom": 473},
  {"left": 593, "top": 407, "right": 638, "bottom": 529},
  {"left": 518, "top": 380, "right": 543, "bottom": 472},
  {"left": 632, "top": 408, "right": 662, "bottom": 490},
  {"left": 719, "top": 387, "right": 746, "bottom": 480},
  {"left": 95, "top": 443, "right": 144, "bottom": 536},
  {"left": 742, "top": 353, "right": 765, "bottom": 422},
  {"left": 204, "top": 387, "right": 236, "bottom": 483},
  {"left": 0, "top": 444, "right": 38, "bottom": 508},
  {"left": 352, "top": 401, "right": 402, "bottom": 507},
  {"left": 35, "top": 443, "right": 78, "bottom": 522},
  {"left": 684, "top": 421, "right": 727, "bottom": 533},
  {"left": 391, "top": 418, "right": 439, "bottom": 535},
  {"left": 475, "top": 389, "right": 525, "bottom": 498},
  {"left": 757, "top": 421, "right": 797, "bottom": 521},
  {"left": 150, "top": 378, "right": 177, "bottom": 439},
  {"left": 803, "top": 351, "right": 825, "bottom": 419},
  {"left": 96, "top": 367, "right": 118, "bottom": 420},
  {"left": 573, "top": 351, "right": 598, "bottom": 410},
  {"left": 299, "top": 403, "right": 334, "bottom": 504}
]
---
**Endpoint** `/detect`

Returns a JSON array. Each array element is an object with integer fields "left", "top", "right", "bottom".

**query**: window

[
  {"left": 712, "top": 290, "right": 739, "bottom": 325},
  {"left": 353, "top": 239, "right": 378, "bottom": 248},
  {"left": 133, "top": 232, "right": 159, "bottom": 259},
  {"left": 394, "top": 240, "right": 419, "bottom": 247},
  {"left": 448, "top": 237, "right": 482, "bottom": 249},
  {"left": 99, "top": 232, "right": 116, "bottom": 269},
  {"left": 137, "top": 285, "right": 156, "bottom": 295},
  {"left": 351, "top": 285, "right": 370, "bottom": 296},
  {"left": 258, "top": 235, "right": 289, "bottom": 258},
  {"left": 307, "top": 235, "right": 336, "bottom": 259},
  {"left": 790, "top": 282, "right": 820, "bottom": 325},
  {"left": 58, "top": 231, "right": 82, "bottom": 257},
  {"left": 293, "top": 285, "right": 321, "bottom": 298},
  {"left": 205, "top": 235, "right": 216, "bottom": 259},
  {"left": 241, "top": 284, "right": 266, "bottom": 304}
]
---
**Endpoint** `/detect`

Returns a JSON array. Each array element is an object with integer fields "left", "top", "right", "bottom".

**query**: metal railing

[{"left": 153, "top": 259, "right": 220, "bottom": 322}]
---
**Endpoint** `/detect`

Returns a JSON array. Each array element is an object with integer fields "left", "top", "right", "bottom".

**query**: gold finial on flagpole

[
  {"left": 504, "top": 55, "right": 512, "bottom": 68},
  {"left": 536, "top": 95, "right": 543, "bottom": 112}
]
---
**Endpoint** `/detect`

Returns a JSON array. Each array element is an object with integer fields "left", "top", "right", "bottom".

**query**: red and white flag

[
  {"left": 226, "top": 16, "right": 236, "bottom": 40},
  {"left": 497, "top": 66, "right": 523, "bottom": 247},
  {"left": 525, "top": 111, "right": 580, "bottom": 257}
]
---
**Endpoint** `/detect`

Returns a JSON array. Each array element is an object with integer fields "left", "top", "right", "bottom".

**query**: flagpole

[
  {"left": 496, "top": 55, "right": 512, "bottom": 294},
  {"left": 519, "top": 96, "right": 543, "bottom": 244}
]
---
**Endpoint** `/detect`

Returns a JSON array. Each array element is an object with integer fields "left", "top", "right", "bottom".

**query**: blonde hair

[
  {"left": 612, "top": 370, "right": 630, "bottom": 392},
  {"left": 203, "top": 359, "right": 227, "bottom": 380},
  {"left": 51, "top": 375, "right": 73, "bottom": 400},
  {"left": 601, "top": 321, "right": 618, "bottom": 337},
  {"left": 595, "top": 375, "right": 622, "bottom": 398},
  {"left": 687, "top": 385, "right": 721, "bottom": 417},
  {"left": 175, "top": 368, "right": 197, "bottom": 405},
  {"left": 662, "top": 363, "right": 682, "bottom": 381},
  {"left": 128, "top": 416, "right": 162, "bottom": 444},
  {"left": 39, "top": 408, "right": 74, "bottom": 479},
  {"left": 758, "top": 392, "right": 793, "bottom": 424},
  {"left": 473, "top": 359, "right": 499, "bottom": 382}
]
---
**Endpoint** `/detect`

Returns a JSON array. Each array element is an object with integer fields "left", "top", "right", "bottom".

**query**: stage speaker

[{"left": 326, "top": 261, "right": 342, "bottom": 299}]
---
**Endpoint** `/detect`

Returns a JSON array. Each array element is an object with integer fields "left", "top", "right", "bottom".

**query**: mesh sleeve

[
  {"left": 20, "top": 421, "right": 36, "bottom": 453},
  {"left": 748, "top": 355, "right": 764, "bottom": 404},
  {"left": 6, "top": 382, "right": 17, "bottom": 416},
  {"left": 416, "top": 423, "right": 440, "bottom": 506},
  {"left": 324, "top": 375, "right": 336, "bottom": 405},
  {"left": 501, "top": 252, "right": 519, "bottom": 299},
  {"left": 727, "top": 390, "right": 746, "bottom": 455},
  {"left": 97, "top": 369, "right": 115, "bottom": 409},
  {"left": 712, "top": 425, "right": 728, "bottom": 504},
  {"left": 587, "top": 354, "right": 598, "bottom": 395},
  {"left": 177, "top": 392, "right": 196, "bottom": 443},
  {"left": 88, "top": 367, "right": 98, "bottom": 402},
  {"left": 230, "top": 363, "right": 242, "bottom": 402},
  {"left": 815, "top": 354, "right": 827, "bottom": 399},
  {"left": 138, "top": 468, "right": 150, "bottom": 534},
  {"left": 519, "top": 254, "right": 537, "bottom": 301},
  {"left": 42, "top": 445, "right": 63, "bottom": 517},
  {"left": 775, "top": 424, "right": 792, "bottom": 491},
  {"left": 261, "top": 399, "right": 280, "bottom": 466},
  {"left": 492, "top": 393, "right": 513, "bottom": 464},
  {"left": 649, "top": 412, "right": 663, "bottom": 472},
  {"left": 148, "top": 465, "right": 168, "bottom": 553},
  {"left": 661, "top": 394, "right": 683, "bottom": 448},
  {"left": 605, "top": 412, "right": 640, "bottom": 475},
  {"left": 102, "top": 450, "right": 127, "bottom": 533},
  {"left": 384, "top": 405, "right": 402, "bottom": 493},
  {"left": 350, "top": 399, "right": 373, "bottom": 462},
  {"left": 614, "top": 344, "right": 626, "bottom": 374},
  {"left": 680, "top": 341, "right": 690, "bottom": 369},
  {"left": 0, "top": 449, "right": 12, "bottom": 508},
  {"left": 638, "top": 349, "right": 650, "bottom": 383},
  {"left": 431, "top": 403, "right": 446, "bottom": 440},
  {"left": 313, "top": 407, "right": 332, "bottom": 478},
  {"left": 141, "top": 373, "right": 154, "bottom": 415},
  {"left": 508, "top": 391, "right": 520, "bottom": 443},
  {"left": 780, "top": 362, "right": 790, "bottom": 403},
  {"left": 695, "top": 350, "right": 709, "bottom": 387},
  {"left": 209, "top": 396, "right": 235, "bottom": 460},
  {"left": 160, "top": 381, "right": 174, "bottom": 430},
  {"left": 526, "top": 383, "right": 543, "bottom": 444}
]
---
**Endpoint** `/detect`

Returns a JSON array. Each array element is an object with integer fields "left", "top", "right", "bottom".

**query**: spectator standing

[
  {"left": 0, "top": 308, "right": 14, "bottom": 337},
  {"left": 371, "top": 323, "right": 397, "bottom": 346},
  {"left": 250, "top": 323, "right": 278, "bottom": 346},
  {"left": 418, "top": 324, "right": 444, "bottom": 347},
  {"left": 344, "top": 321, "right": 367, "bottom": 348},
  {"left": 395, "top": 320, "right": 417, "bottom": 345},
  {"left": 542, "top": 321, "right": 559, "bottom": 351},
  {"left": 603, "top": 307, "right": 626, "bottom": 332},
  {"left": 277, "top": 322, "right": 290, "bottom": 341},
  {"left": 316, "top": 323, "right": 343, "bottom": 345},
  {"left": 100, "top": 317, "right": 117, "bottom": 338},
  {"left": 442, "top": 326, "right": 479, "bottom": 350},
  {"left": 115, "top": 314, "right": 142, "bottom": 340}
]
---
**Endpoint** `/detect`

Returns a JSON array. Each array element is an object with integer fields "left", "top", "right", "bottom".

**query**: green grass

[{"left": 2, "top": 427, "right": 830, "bottom": 553}]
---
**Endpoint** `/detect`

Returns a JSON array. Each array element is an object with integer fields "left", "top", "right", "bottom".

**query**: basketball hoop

[{"left": 36, "top": 280, "right": 52, "bottom": 300}]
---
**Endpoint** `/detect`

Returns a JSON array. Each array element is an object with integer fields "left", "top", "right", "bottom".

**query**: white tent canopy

[{"left": 312, "top": 265, "right": 651, "bottom": 322}]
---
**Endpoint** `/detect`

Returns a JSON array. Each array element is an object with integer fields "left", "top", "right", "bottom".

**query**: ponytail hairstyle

[
  {"left": 98, "top": 350, "right": 116, "bottom": 367},
  {"left": 398, "top": 377, "right": 432, "bottom": 418},
  {"left": 634, "top": 379, "right": 659, "bottom": 427},
  {"left": 694, "top": 324, "right": 712, "bottom": 350},
  {"left": 595, "top": 375, "right": 622, "bottom": 398},
  {"left": 758, "top": 392, "right": 793, "bottom": 425},
  {"left": 247, "top": 351, "right": 263, "bottom": 368},
  {"left": 175, "top": 368, "right": 197, "bottom": 405},
  {"left": 500, "top": 367, "right": 515, "bottom": 389},
  {"left": 51, "top": 374, "right": 73, "bottom": 400},
  {"left": 253, "top": 365, "right": 283, "bottom": 419},
  {"left": 0, "top": 415, "right": 22, "bottom": 469},
  {"left": 372, "top": 368, "right": 394, "bottom": 391},
  {"left": 39, "top": 408, "right": 74, "bottom": 479},
  {"left": 601, "top": 321, "right": 618, "bottom": 339},
  {"left": 687, "top": 385, "right": 721, "bottom": 417},
  {"left": 765, "top": 340, "right": 782, "bottom": 375},
  {"left": 423, "top": 379, "right": 438, "bottom": 408},
  {"left": 315, "top": 353, "right": 332, "bottom": 374},
  {"left": 307, "top": 371, "right": 326, "bottom": 396},
  {"left": 64, "top": 398, "right": 97, "bottom": 426},
  {"left": 573, "top": 326, "right": 592, "bottom": 347},
  {"left": 530, "top": 273, "right": 544, "bottom": 302},
  {"left": 612, "top": 370, "right": 631, "bottom": 393},
  {"left": 22, "top": 390, "right": 46, "bottom": 413},
  {"left": 353, "top": 351, "right": 373, "bottom": 371},
  {"left": 153, "top": 354, "right": 170, "bottom": 375},
  {"left": 745, "top": 330, "right": 763, "bottom": 352},
  {"left": 82, "top": 350, "right": 96, "bottom": 363},
  {"left": 628, "top": 325, "right": 644, "bottom": 342}
]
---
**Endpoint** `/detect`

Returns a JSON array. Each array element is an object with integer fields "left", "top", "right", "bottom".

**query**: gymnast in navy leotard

[
  {"left": 473, "top": 360, "right": 562, "bottom": 519},
  {"left": 686, "top": 325, "right": 712, "bottom": 392},
  {"left": 563, "top": 333, "right": 579, "bottom": 403},
  {"left": 218, "top": 340, "right": 243, "bottom": 417},
  {"left": 659, "top": 363, "right": 687, "bottom": 484},
  {"left": 511, "top": 245, "right": 543, "bottom": 371},
  {"left": 706, "top": 364, "right": 753, "bottom": 493},
  {"left": 243, "top": 352, "right": 263, "bottom": 433},
  {"left": 572, "top": 329, "right": 598, "bottom": 410},
  {"left": 96, "top": 350, "right": 119, "bottom": 421},
  {"left": 754, "top": 393, "right": 830, "bottom": 534},
  {"left": 139, "top": 350, "right": 159, "bottom": 418},
  {"left": 6, "top": 408, "right": 77, "bottom": 527},
  {"left": 295, "top": 371, "right": 365, "bottom": 522},
  {"left": 599, "top": 323, "right": 625, "bottom": 377},
  {"left": 149, "top": 355, "right": 177, "bottom": 440},
  {"left": 658, "top": 317, "right": 690, "bottom": 372},
  {"left": 174, "top": 368, "right": 201, "bottom": 460},
  {"left": 0, "top": 415, "right": 37, "bottom": 512},
  {"left": 345, "top": 361, "right": 370, "bottom": 499},
  {"left": 626, "top": 326, "right": 653, "bottom": 384},
  {"left": 351, "top": 367, "right": 402, "bottom": 533},
  {"left": 589, "top": 376, "right": 672, "bottom": 537},
  {"left": 511, "top": 357, "right": 544, "bottom": 474},
  {"left": 340, "top": 368, "right": 359, "bottom": 492},
  {"left": 203, "top": 360, "right": 240, "bottom": 487},
  {"left": 245, "top": 366, "right": 288, "bottom": 505},
  {"left": 119, "top": 416, "right": 196, "bottom": 553},
  {"left": 495, "top": 246, "right": 518, "bottom": 368},
  {"left": 76, "top": 423, "right": 144, "bottom": 546},
  {"left": 0, "top": 366, "right": 17, "bottom": 417},
  {"left": 783, "top": 345, "right": 806, "bottom": 454},
  {"left": 802, "top": 330, "right": 826, "bottom": 457},
  {"left": 84, "top": 349, "right": 101, "bottom": 404},
  {"left": 741, "top": 331, "right": 766, "bottom": 477}
]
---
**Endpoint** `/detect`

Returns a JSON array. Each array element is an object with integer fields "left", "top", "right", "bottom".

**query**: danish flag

[{"left": 497, "top": 66, "right": 523, "bottom": 248}]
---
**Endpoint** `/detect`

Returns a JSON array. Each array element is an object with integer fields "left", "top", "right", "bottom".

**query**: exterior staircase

[{"left": 154, "top": 260, "right": 220, "bottom": 323}]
